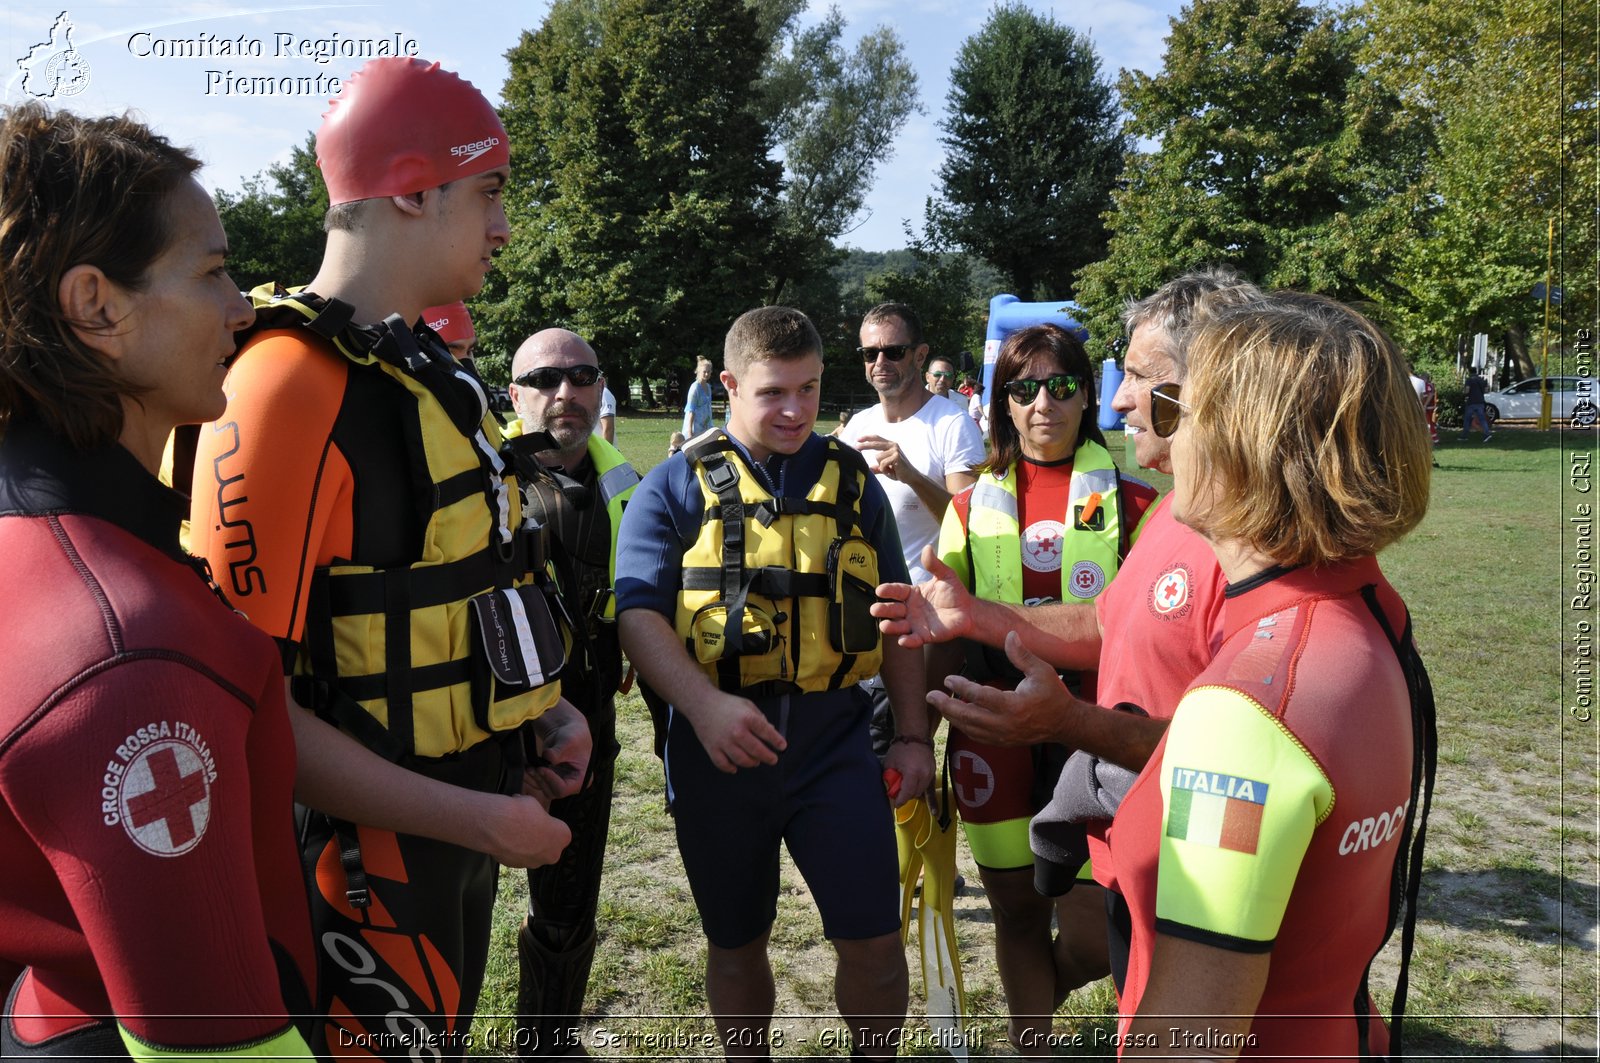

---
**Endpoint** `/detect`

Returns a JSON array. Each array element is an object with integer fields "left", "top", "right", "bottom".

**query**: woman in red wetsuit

[
  {"left": 0, "top": 104, "right": 314, "bottom": 1060},
  {"left": 931, "top": 325, "right": 1157, "bottom": 1057},
  {"left": 1105, "top": 292, "right": 1434, "bottom": 1058}
]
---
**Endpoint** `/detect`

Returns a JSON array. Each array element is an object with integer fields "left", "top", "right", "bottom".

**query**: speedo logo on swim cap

[{"left": 450, "top": 136, "right": 501, "bottom": 165}]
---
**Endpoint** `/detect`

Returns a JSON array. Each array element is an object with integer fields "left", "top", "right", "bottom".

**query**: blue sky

[{"left": 4, "top": 0, "right": 1187, "bottom": 252}]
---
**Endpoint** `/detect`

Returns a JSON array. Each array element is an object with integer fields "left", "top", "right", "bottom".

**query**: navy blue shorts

[{"left": 665, "top": 686, "right": 900, "bottom": 949}]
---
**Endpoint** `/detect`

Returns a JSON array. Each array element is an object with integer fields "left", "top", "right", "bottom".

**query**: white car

[{"left": 1483, "top": 376, "right": 1597, "bottom": 426}]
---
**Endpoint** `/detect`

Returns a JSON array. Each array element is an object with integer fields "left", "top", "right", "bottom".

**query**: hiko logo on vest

[
  {"left": 209, "top": 420, "right": 267, "bottom": 597},
  {"left": 1149, "top": 563, "right": 1192, "bottom": 619},
  {"left": 101, "top": 720, "right": 218, "bottom": 857}
]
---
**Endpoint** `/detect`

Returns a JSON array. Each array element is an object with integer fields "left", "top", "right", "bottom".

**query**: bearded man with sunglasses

[{"left": 506, "top": 330, "right": 640, "bottom": 1057}]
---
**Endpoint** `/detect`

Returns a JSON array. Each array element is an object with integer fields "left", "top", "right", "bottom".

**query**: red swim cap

[
  {"left": 317, "top": 58, "right": 509, "bottom": 205},
  {"left": 424, "top": 301, "right": 475, "bottom": 346}
]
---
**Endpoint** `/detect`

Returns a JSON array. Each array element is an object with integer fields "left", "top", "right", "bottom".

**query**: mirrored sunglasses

[
  {"left": 928, "top": 370, "right": 955, "bottom": 380},
  {"left": 1004, "top": 374, "right": 1082, "bottom": 404},
  {"left": 1150, "top": 381, "right": 1191, "bottom": 438},
  {"left": 515, "top": 364, "right": 601, "bottom": 390}
]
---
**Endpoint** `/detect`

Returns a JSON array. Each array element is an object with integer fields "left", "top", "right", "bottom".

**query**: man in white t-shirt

[
  {"left": 840, "top": 302, "right": 986, "bottom": 584},
  {"left": 599, "top": 385, "right": 617, "bottom": 443}
]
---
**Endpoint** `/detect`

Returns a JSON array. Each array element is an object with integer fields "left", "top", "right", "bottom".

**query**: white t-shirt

[
  {"left": 600, "top": 387, "right": 616, "bottom": 419},
  {"left": 839, "top": 392, "right": 986, "bottom": 583}
]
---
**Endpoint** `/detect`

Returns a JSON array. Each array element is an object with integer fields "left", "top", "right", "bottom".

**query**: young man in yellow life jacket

[
  {"left": 188, "top": 57, "right": 589, "bottom": 1060},
  {"left": 617, "top": 307, "right": 936, "bottom": 1061},
  {"left": 502, "top": 329, "right": 640, "bottom": 1057}
]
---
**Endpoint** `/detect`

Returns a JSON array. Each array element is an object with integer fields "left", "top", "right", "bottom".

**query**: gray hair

[{"left": 1121, "top": 267, "right": 1260, "bottom": 375}]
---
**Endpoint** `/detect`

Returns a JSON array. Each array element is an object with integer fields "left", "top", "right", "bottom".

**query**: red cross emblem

[
  {"left": 1152, "top": 565, "right": 1191, "bottom": 616},
  {"left": 122, "top": 741, "right": 211, "bottom": 857},
  {"left": 952, "top": 749, "right": 995, "bottom": 807}
]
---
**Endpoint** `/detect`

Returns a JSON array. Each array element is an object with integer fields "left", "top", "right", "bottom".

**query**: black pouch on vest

[
  {"left": 826, "top": 535, "right": 880, "bottom": 655},
  {"left": 469, "top": 583, "right": 566, "bottom": 688}
]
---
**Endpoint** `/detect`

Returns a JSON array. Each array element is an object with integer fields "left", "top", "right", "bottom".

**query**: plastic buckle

[{"left": 705, "top": 458, "right": 740, "bottom": 493}]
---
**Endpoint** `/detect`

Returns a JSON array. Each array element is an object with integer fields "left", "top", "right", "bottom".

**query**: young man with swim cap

[{"left": 189, "top": 57, "right": 589, "bottom": 1060}]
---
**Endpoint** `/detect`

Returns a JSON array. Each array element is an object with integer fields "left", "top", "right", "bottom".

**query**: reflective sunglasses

[
  {"left": 515, "top": 364, "right": 601, "bottom": 390},
  {"left": 858, "top": 344, "right": 912, "bottom": 362},
  {"left": 928, "top": 370, "right": 955, "bottom": 380},
  {"left": 1004, "top": 374, "right": 1082, "bottom": 404},
  {"left": 1150, "top": 382, "right": 1191, "bottom": 438}
]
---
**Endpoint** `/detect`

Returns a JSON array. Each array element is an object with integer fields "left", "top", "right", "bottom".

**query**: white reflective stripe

[
  {"left": 598, "top": 463, "right": 640, "bottom": 506},
  {"left": 969, "top": 481, "right": 1018, "bottom": 521},
  {"left": 493, "top": 480, "right": 513, "bottom": 541},
  {"left": 1069, "top": 467, "right": 1118, "bottom": 503},
  {"left": 449, "top": 362, "right": 490, "bottom": 420},
  {"left": 502, "top": 589, "right": 545, "bottom": 686}
]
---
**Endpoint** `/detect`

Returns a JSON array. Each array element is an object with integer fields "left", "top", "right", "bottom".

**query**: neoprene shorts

[{"left": 665, "top": 686, "right": 899, "bottom": 949}]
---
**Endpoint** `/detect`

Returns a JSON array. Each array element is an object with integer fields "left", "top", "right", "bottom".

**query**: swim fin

[{"left": 896, "top": 784, "right": 968, "bottom": 1060}]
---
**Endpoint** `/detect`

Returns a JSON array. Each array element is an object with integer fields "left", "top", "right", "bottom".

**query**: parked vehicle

[{"left": 1483, "top": 376, "right": 1597, "bottom": 426}]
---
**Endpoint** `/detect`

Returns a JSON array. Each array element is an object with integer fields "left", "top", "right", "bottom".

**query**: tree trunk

[{"left": 1503, "top": 323, "right": 1535, "bottom": 382}]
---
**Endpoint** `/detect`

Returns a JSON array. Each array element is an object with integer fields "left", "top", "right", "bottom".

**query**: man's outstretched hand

[
  {"left": 872, "top": 544, "right": 977, "bottom": 648},
  {"left": 928, "top": 630, "right": 1078, "bottom": 747}
]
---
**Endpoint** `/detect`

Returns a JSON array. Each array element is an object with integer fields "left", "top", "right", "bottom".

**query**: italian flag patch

[{"left": 1167, "top": 767, "right": 1268, "bottom": 854}]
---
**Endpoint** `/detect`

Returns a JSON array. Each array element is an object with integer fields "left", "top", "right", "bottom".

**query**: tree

[
  {"left": 934, "top": 3, "right": 1125, "bottom": 303},
  {"left": 212, "top": 133, "right": 328, "bottom": 295},
  {"left": 864, "top": 212, "right": 987, "bottom": 362},
  {"left": 1072, "top": 0, "right": 1440, "bottom": 354},
  {"left": 486, "top": 0, "right": 782, "bottom": 396},
  {"left": 1358, "top": 0, "right": 1597, "bottom": 371},
  {"left": 758, "top": 6, "right": 921, "bottom": 303}
]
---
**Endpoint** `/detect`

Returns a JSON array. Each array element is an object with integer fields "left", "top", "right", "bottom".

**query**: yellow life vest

[
  {"left": 246, "top": 286, "right": 562, "bottom": 760},
  {"left": 674, "top": 430, "right": 883, "bottom": 696},
  {"left": 961, "top": 439, "right": 1126, "bottom": 606}
]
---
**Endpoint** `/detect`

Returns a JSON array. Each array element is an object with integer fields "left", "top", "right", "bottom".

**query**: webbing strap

[
  {"left": 825, "top": 440, "right": 866, "bottom": 688},
  {"left": 680, "top": 566, "right": 829, "bottom": 597},
  {"left": 332, "top": 818, "right": 370, "bottom": 909},
  {"left": 1354, "top": 584, "right": 1437, "bottom": 1059},
  {"left": 322, "top": 536, "right": 528, "bottom": 616},
  {"left": 383, "top": 568, "right": 415, "bottom": 756}
]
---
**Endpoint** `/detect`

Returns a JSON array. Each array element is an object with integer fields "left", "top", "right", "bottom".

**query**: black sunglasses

[
  {"left": 858, "top": 344, "right": 912, "bottom": 362},
  {"left": 515, "top": 364, "right": 601, "bottom": 390},
  {"left": 1004, "top": 374, "right": 1082, "bottom": 404},
  {"left": 1150, "top": 382, "right": 1191, "bottom": 438}
]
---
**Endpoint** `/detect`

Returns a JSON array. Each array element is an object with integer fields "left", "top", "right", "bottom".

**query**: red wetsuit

[
  {"left": 0, "top": 420, "right": 313, "bottom": 1060},
  {"left": 1104, "top": 559, "right": 1413, "bottom": 1056},
  {"left": 941, "top": 457, "right": 1158, "bottom": 870},
  {"left": 1088, "top": 497, "right": 1229, "bottom": 885}
]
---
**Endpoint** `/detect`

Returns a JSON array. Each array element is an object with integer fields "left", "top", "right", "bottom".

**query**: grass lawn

[{"left": 465, "top": 416, "right": 1597, "bottom": 1058}]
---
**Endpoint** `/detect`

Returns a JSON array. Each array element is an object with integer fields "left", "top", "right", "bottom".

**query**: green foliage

[
  {"left": 486, "top": 0, "right": 920, "bottom": 397},
  {"left": 1359, "top": 0, "right": 1597, "bottom": 362},
  {"left": 212, "top": 133, "right": 328, "bottom": 294},
  {"left": 1073, "top": 0, "right": 1427, "bottom": 355},
  {"left": 865, "top": 212, "right": 987, "bottom": 361},
  {"left": 486, "top": 0, "right": 783, "bottom": 400},
  {"left": 935, "top": 2, "right": 1126, "bottom": 303},
  {"left": 759, "top": 6, "right": 921, "bottom": 304}
]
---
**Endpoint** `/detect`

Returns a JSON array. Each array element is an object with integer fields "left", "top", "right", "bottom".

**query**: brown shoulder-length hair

[
  {"left": 0, "top": 103, "right": 202, "bottom": 449},
  {"left": 1181, "top": 291, "right": 1431, "bottom": 565},
  {"left": 984, "top": 323, "right": 1105, "bottom": 474}
]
